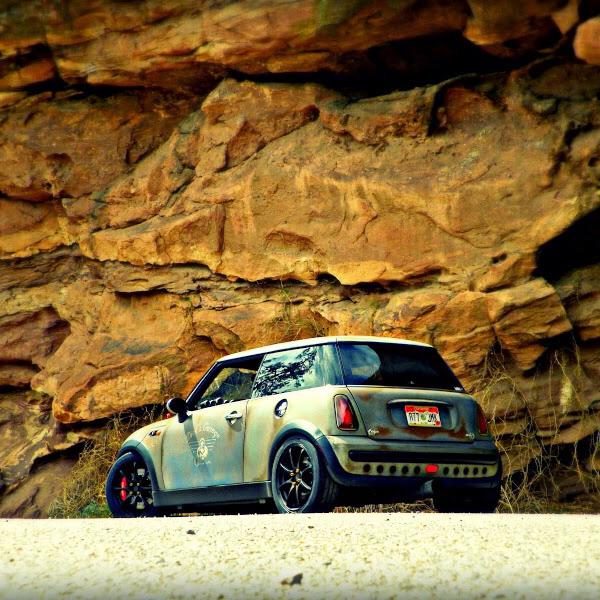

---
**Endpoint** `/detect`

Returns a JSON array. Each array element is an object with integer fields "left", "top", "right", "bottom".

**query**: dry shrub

[
  {"left": 474, "top": 348, "right": 600, "bottom": 514},
  {"left": 48, "top": 405, "right": 163, "bottom": 518},
  {"left": 268, "top": 283, "right": 329, "bottom": 343}
]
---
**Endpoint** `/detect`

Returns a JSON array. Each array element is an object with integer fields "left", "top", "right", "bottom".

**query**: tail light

[
  {"left": 476, "top": 404, "right": 489, "bottom": 435},
  {"left": 334, "top": 394, "right": 358, "bottom": 430}
]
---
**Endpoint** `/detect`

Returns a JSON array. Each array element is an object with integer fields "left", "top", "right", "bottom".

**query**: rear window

[
  {"left": 337, "top": 342, "right": 463, "bottom": 392},
  {"left": 252, "top": 344, "right": 342, "bottom": 397}
]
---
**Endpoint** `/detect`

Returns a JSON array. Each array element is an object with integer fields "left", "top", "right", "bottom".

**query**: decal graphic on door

[{"left": 184, "top": 419, "right": 221, "bottom": 467}]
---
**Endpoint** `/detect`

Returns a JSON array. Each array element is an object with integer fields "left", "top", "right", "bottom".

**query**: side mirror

[{"left": 166, "top": 397, "right": 188, "bottom": 423}]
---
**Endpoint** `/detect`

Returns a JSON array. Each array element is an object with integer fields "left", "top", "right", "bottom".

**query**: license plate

[{"left": 405, "top": 405, "right": 441, "bottom": 427}]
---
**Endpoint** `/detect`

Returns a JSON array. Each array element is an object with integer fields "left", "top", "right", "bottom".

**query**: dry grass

[
  {"left": 48, "top": 406, "right": 163, "bottom": 518},
  {"left": 334, "top": 500, "right": 436, "bottom": 514},
  {"left": 496, "top": 424, "right": 600, "bottom": 514},
  {"left": 473, "top": 348, "right": 600, "bottom": 514},
  {"left": 268, "top": 283, "right": 328, "bottom": 343}
]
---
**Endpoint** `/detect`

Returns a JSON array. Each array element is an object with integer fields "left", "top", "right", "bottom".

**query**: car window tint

[
  {"left": 195, "top": 366, "right": 258, "bottom": 408},
  {"left": 337, "top": 342, "right": 463, "bottom": 391},
  {"left": 252, "top": 344, "right": 341, "bottom": 397}
]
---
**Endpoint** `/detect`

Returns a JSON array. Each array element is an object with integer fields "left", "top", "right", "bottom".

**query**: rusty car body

[{"left": 105, "top": 336, "right": 501, "bottom": 516}]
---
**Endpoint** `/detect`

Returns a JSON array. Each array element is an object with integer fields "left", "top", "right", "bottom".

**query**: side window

[
  {"left": 252, "top": 344, "right": 341, "bottom": 397},
  {"left": 192, "top": 365, "right": 259, "bottom": 409},
  {"left": 339, "top": 344, "right": 382, "bottom": 384}
]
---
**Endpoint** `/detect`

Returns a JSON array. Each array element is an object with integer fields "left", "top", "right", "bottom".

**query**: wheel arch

[
  {"left": 268, "top": 420, "right": 326, "bottom": 477},
  {"left": 117, "top": 441, "right": 160, "bottom": 492}
]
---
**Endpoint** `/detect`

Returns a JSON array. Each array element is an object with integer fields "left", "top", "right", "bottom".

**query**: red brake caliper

[{"left": 120, "top": 476, "right": 128, "bottom": 501}]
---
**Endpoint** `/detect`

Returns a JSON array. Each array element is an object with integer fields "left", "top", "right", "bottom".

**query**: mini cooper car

[{"left": 105, "top": 336, "right": 501, "bottom": 516}]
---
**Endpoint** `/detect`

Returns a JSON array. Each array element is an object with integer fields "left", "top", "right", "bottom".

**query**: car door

[
  {"left": 243, "top": 344, "right": 342, "bottom": 482},
  {"left": 161, "top": 363, "right": 257, "bottom": 490}
]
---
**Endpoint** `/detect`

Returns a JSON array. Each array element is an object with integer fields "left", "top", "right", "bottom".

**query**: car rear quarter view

[{"left": 106, "top": 336, "right": 501, "bottom": 516}]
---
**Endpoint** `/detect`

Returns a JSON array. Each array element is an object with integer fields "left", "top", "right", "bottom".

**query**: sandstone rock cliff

[{"left": 0, "top": 0, "right": 599, "bottom": 516}]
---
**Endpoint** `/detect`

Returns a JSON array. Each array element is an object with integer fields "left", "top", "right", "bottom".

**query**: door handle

[{"left": 225, "top": 411, "right": 242, "bottom": 424}]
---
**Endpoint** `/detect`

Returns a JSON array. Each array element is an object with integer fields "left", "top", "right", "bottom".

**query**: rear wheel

[
  {"left": 271, "top": 437, "right": 337, "bottom": 513},
  {"left": 434, "top": 486, "right": 500, "bottom": 513},
  {"left": 105, "top": 452, "right": 159, "bottom": 518}
]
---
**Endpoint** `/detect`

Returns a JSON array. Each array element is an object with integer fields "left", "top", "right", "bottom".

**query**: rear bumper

[{"left": 315, "top": 434, "right": 501, "bottom": 498}]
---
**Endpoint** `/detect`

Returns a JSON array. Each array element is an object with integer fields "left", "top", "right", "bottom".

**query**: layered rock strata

[{"left": 0, "top": 0, "right": 599, "bottom": 515}]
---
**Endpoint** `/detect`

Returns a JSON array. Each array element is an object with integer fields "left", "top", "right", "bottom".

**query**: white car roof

[{"left": 217, "top": 335, "right": 432, "bottom": 362}]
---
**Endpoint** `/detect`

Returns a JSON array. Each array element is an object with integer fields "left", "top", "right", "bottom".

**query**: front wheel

[
  {"left": 271, "top": 437, "right": 337, "bottom": 514},
  {"left": 105, "top": 452, "right": 159, "bottom": 518},
  {"left": 433, "top": 486, "right": 500, "bottom": 513}
]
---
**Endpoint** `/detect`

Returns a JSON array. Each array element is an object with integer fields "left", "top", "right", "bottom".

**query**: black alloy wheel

[
  {"left": 271, "top": 437, "right": 337, "bottom": 513},
  {"left": 105, "top": 452, "right": 158, "bottom": 518}
]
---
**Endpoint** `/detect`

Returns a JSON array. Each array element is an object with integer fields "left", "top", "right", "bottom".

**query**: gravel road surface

[{"left": 1, "top": 513, "right": 598, "bottom": 600}]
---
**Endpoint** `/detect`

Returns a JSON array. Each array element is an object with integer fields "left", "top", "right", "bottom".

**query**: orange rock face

[
  {"left": 574, "top": 17, "right": 600, "bottom": 65},
  {"left": 0, "top": 0, "right": 599, "bottom": 516}
]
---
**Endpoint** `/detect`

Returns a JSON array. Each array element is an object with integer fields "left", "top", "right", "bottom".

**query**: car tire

[
  {"left": 433, "top": 486, "right": 501, "bottom": 513},
  {"left": 105, "top": 452, "right": 159, "bottom": 518},
  {"left": 271, "top": 436, "right": 337, "bottom": 514}
]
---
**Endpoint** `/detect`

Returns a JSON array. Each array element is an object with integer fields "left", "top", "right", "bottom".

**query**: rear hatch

[
  {"left": 337, "top": 340, "right": 476, "bottom": 443},
  {"left": 346, "top": 387, "right": 477, "bottom": 443}
]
